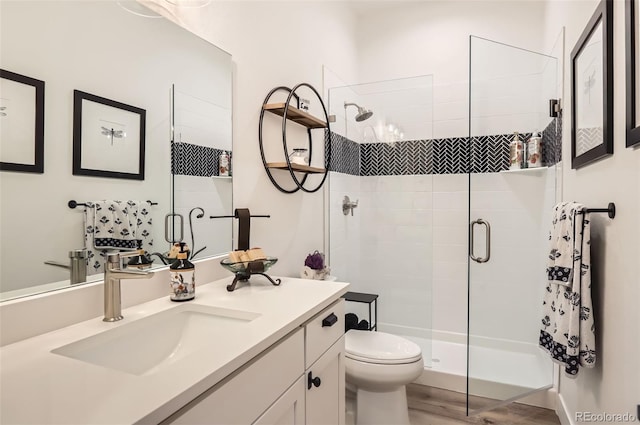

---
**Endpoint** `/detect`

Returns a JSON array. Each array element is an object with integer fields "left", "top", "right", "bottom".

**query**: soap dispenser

[
  {"left": 170, "top": 242, "right": 195, "bottom": 302},
  {"left": 127, "top": 241, "right": 153, "bottom": 269}
]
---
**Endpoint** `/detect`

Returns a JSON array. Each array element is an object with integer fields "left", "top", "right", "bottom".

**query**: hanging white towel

[
  {"left": 83, "top": 201, "right": 154, "bottom": 274},
  {"left": 547, "top": 202, "right": 578, "bottom": 287},
  {"left": 93, "top": 200, "right": 138, "bottom": 249},
  {"left": 539, "top": 202, "right": 596, "bottom": 377}
]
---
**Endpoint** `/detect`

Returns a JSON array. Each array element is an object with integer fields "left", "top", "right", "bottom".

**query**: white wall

[
  {"left": 542, "top": 0, "right": 640, "bottom": 423},
  {"left": 356, "top": 1, "right": 547, "bottom": 139},
  {"left": 151, "top": 1, "right": 360, "bottom": 277}
]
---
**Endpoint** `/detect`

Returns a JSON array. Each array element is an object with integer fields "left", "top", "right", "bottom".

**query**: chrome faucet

[
  {"left": 44, "top": 249, "right": 88, "bottom": 285},
  {"left": 103, "top": 252, "right": 154, "bottom": 322}
]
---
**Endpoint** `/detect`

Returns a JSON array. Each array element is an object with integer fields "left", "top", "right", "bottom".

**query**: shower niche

[{"left": 258, "top": 83, "right": 332, "bottom": 193}]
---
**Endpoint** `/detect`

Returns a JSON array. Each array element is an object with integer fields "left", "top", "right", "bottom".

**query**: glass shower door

[{"left": 467, "top": 36, "right": 559, "bottom": 413}]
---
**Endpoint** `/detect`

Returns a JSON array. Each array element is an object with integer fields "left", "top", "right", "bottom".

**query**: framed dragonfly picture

[
  {"left": 571, "top": 0, "right": 613, "bottom": 168},
  {"left": 72, "top": 90, "right": 146, "bottom": 180}
]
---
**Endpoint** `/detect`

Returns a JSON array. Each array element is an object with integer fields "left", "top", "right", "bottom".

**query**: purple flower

[{"left": 304, "top": 251, "right": 325, "bottom": 270}]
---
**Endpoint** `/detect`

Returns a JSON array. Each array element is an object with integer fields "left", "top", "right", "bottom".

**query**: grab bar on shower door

[{"left": 470, "top": 219, "right": 491, "bottom": 263}]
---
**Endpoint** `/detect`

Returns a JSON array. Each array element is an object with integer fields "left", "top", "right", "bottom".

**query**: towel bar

[
  {"left": 210, "top": 208, "right": 270, "bottom": 251},
  {"left": 68, "top": 200, "right": 158, "bottom": 209},
  {"left": 585, "top": 202, "right": 616, "bottom": 219}
]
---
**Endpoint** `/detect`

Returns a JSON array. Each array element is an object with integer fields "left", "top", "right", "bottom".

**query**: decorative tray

[
  {"left": 220, "top": 257, "right": 278, "bottom": 274},
  {"left": 220, "top": 257, "right": 280, "bottom": 291}
]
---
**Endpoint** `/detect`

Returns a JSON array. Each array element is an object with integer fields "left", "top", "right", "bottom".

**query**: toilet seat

[{"left": 345, "top": 330, "right": 422, "bottom": 365}]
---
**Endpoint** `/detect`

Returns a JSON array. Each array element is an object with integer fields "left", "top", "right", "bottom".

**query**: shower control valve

[{"left": 342, "top": 195, "right": 359, "bottom": 216}]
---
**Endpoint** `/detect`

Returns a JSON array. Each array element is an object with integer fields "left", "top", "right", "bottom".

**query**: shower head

[{"left": 344, "top": 102, "right": 373, "bottom": 122}]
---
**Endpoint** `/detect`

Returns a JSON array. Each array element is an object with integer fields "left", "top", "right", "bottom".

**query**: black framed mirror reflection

[
  {"left": 571, "top": 0, "right": 613, "bottom": 169},
  {"left": 0, "top": 69, "right": 45, "bottom": 173}
]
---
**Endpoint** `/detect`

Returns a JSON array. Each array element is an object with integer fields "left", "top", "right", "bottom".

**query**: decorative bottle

[
  {"left": 527, "top": 131, "right": 543, "bottom": 168},
  {"left": 170, "top": 242, "right": 195, "bottom": 302},
  {"left": 509, "top": 132, "right": 524, "bottom": 170},
  {"left": 219, "top": 151, "right": 230, "bottom": 177}
]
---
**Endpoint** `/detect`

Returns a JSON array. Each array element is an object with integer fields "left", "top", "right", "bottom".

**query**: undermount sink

[{"left": 52, "top": 304, "right": 261, "bottom": 375}]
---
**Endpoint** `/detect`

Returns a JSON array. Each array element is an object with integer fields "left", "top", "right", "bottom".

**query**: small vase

[{"left": 300, "top": 266, "right": 330, "bottom": 280}]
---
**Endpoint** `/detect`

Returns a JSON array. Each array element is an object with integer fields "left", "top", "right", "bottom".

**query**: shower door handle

[{"left": 469, "top": 219, "right": 491, "bottom": 263}]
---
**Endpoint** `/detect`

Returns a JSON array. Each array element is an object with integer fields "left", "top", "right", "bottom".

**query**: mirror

[{"left": 0, "top": 0, "right": 233, "bottom": 301}]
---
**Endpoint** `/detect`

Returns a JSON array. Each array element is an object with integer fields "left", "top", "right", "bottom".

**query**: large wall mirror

[{"left": 0, "top": 0, "right": 233, "bottom": 301}]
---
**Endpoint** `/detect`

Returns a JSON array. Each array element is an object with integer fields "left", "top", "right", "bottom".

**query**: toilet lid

[{"left": 345, "top": 330, "right": 422, "bottom": 365}]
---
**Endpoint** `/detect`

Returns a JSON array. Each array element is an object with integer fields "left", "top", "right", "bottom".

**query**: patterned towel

[
  {"left": 83, "top": 200, "right": 154, "bottom": 274},
  {"left": 547, "top": 202, "right": 580, "bottom": 287},
  {"left": 539, "top": 202, "right": 596, "bottom": 377}
]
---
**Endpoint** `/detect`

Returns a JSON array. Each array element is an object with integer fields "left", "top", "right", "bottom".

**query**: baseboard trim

[{"left": 557, "top": 393, "right": 574, "bottom": 425}]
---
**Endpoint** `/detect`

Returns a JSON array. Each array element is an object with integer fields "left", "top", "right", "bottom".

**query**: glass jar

[{"left": 289, "top": 148, "right": 309, "bottom": 166}]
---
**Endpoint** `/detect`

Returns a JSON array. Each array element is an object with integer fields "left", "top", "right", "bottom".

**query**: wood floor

[{"left": 407, "top": 384, "right": 561, "bottom": 425}]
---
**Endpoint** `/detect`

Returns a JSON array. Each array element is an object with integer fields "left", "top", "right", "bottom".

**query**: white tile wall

[
  {"left": 330, "top": 175, "right": 434, "bottom": 334},
  {"left": 330, "top": 168, "right": 555, "bottom": 346},
  {"left": 173, "top": 174, "right": 233, "bottom": 257},
  {"left": 468, "top": 170, "right": 554, "bottom": 343}
]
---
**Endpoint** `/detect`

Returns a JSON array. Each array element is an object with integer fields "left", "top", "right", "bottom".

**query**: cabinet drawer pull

[
  {"left": 322, "top": 313, "right": 338, "bottom": 327},
  {"left": 307, "top": 371, "right": 321, "bottom": 389}
]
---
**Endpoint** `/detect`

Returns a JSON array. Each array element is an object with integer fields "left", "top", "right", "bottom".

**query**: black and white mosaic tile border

[
  {"left": 172, "top": 142, "right": 230, "bottom": 177},
  {"left": 542, "top": 113, "right": 562, "bottom": 166},
  {"left": 361, "top": 139, "right": 432, "bottom": 176},
  {"left": 325, "top": 132, "right": 360, "bottom": 176},
  {"left": 327, "top": 123, "right": 562, "bottom": 176}
]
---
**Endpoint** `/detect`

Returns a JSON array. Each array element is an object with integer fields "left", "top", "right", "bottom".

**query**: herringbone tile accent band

[
  {"left": 172, "top": 142, "right": 228, "bottom": 177},
  {"left": 326, "top": 116, "right": 561, "bottom": 176}
]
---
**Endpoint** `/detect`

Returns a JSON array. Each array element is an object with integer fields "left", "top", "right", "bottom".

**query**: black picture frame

[
  {"left": 72, "top": 90, "right": 146, "bottom": 180},
  {"left": 0, "top": 69, "right": 45, "bottom": 173},
  {"left": 626, "top": 0, "right": 640, "bottom": 147},
  {"left": 571, "top": 0, "right": 614, "bottom": 169}
]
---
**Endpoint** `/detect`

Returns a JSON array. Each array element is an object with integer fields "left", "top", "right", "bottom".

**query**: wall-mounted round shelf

[{"left": 258, "top": 84, "right": 332, "bottom": 194}]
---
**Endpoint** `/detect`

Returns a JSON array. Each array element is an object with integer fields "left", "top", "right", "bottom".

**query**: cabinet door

[
  {"left": 306, "top": 336, "right": 345, "bottom": 425},
  {"left": 253, "top": 376, "right": 305, "bottom": 425},
  {"left": 164, "top": 329, "right": 304, "bottom": 425},
  {"left": 305, "top": 299, "right": 344, "bottom": 369}
]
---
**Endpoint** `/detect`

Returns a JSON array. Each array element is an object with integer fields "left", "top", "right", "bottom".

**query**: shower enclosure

[
  {"left": 327, "top": 75, "right": 435, "bottom": 369},
  {"left": 327, "top": 35, "right": 560, "bottom": 415}
]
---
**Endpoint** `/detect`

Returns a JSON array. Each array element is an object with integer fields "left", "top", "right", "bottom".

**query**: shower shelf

[
  {"left": 258, "top": 84, "right": 332, "bottom": 194},
  {"left": 499, "top": 166, "right": 548, "bottom": 174}
]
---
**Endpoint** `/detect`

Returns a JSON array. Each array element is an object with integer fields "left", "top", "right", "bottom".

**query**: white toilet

[{"left": 345, "top": 330, "right": 423, "bottom": 425}]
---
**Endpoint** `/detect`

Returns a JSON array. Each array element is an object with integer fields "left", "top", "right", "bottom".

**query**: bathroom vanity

[{"left": 0, "top": 276, "right": 348, "bottom": 424}]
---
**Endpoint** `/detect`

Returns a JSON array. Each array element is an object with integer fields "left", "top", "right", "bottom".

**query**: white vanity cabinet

[
  {"left": 253, "top": 376, "right": 306, "bottom": 424},
  {"left": 165, "top": 299, "right": 345, "bottom": 425},
  {"left": 304, "top": 300, "right": 345, "bottom": 425}
]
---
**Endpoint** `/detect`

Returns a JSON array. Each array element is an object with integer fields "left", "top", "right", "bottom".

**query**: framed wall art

[
  {"left": 72, "top": 90, "right": 146, "bottom": 180},
  {"left": 571, "top": 0, "right": 613, "bottom": 169},
  {"left": 626, "top": 0, "right": 640, "bottom": 147},
  {"left": 0, "top": 69, "right": 45, "bottom": 173}
]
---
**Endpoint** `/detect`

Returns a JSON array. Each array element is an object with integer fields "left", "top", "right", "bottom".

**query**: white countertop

[{"left": 0, "top": 276, "right": 349, "bottom": 424}]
